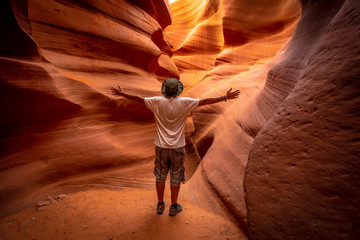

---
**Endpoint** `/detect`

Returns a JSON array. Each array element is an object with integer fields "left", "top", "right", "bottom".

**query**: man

[{"left": 111, "top": 78, "right": 240, "bottom": 216}]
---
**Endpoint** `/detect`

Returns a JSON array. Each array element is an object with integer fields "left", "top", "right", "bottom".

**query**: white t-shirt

[{"left": 144, "top": 96, "right": 200, "bottom": 148}]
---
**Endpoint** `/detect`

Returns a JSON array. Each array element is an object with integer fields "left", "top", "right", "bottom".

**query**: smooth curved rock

[
  {"left": 173, "top": 5, "right": 224, "bottom": 56},
  {"left": 148, "top": 53, "right": 180, "bottom": 80},
  {"left": 0, "top": 0, "right": 171, "bottom": 217},
  {"left": 244, "top": 0, "right": 360, "bottom": 239},
  {"left": 178, "top": 1, "right": 300, "bottom": 232},
  {"left": 1, "top": 1, "right": 358, "bottom": 240},
  {"left": 165, "top": 0, "right": 220, "bottom": 51},
  {"left": 10, "top": 0, "right": 177, "bottom": 90},
  {"left": 129, "top": 0, "right": 172, "bottom": 29},
  {"left": 221, "top": 0, "right": 300, "bottom": 46}
]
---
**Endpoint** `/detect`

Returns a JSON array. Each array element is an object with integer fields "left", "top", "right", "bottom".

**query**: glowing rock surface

[{"left": 1, "top": 0, "right": 359, "bottom": 239}]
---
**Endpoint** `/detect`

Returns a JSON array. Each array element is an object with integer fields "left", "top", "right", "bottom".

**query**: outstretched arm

[
  {"left": 110, "top": 85, "right": 145, "bottom": 104},
  {"left": 199, "top": 88, "right": 240, "bottom": 106}
]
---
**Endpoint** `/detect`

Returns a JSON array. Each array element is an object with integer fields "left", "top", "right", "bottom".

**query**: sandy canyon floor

[{"left": 0, "top": 187, "right": 246, "bottom": 240}]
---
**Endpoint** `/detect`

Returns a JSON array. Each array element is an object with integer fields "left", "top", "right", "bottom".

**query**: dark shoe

[
  {"left": 157, "top": 202, "right": 165, "bottom": 215},
  {"left": 169, "top": 203, "right": 182, "bottom": 216}
]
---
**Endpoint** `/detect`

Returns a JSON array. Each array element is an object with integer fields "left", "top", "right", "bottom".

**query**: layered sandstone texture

[
  {"left": 1, "top": 0, "right": 297, "bottom": 230},
  {"left": 168, "top": 0, "right": 301, "bottom": 234},
  {"left": 0, "top": 0, "right": 359, "bottom": 239},
  {"left": 244, "top": 0, "right": 360, "bottom": 239},
  {"left": 1, "top": 0, "right": 174, "bottom": 217}
]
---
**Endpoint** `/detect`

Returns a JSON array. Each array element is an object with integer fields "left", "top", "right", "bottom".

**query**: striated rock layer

[
  {"left": 1, "top": 0, "right": 301, "bottom": 231},
  {"left": 244, "top": 0, "right": 360, "bottom": 239},
  {"left": 1, "top": 0, "right": 359, "bottom": 239},
  {"left": 1, "top": 0, "right": 172, "bottom": 217},
  {"left": 171, "top": 0, "right": 301, "bottom": 234}
]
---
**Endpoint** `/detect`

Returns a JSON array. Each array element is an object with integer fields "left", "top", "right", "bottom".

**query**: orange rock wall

[
  {"left": 1, "top": 0, "right": 359, "bottom": 239},
  {"left": 169, "top": 0, "right": 301, "bottom": 233},
  {"left": 1, "top": 0, "right": 173, "bottom": 217},
  {"left": 244, "top": 0, "right": 360, "bottom": 239}
]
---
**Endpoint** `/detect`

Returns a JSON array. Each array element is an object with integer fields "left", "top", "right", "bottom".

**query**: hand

[
  {"left": 110, "top": 85, "right": 124, "bottom": 96},
  {"left": 226, "top": 88, "right": 240, "bottom": 100}
]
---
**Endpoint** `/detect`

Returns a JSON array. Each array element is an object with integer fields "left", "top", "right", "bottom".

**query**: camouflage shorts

[{"left": 154, "top": 146, "right": 186, "bottom": 186}]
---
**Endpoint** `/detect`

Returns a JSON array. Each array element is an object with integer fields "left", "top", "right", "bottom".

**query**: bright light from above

[{"left": 169, "top": 0, "right": 178, "bottom": 3}]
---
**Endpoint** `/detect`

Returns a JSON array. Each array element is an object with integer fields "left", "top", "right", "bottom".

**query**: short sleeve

[
  {"left": 144, "top": 97, "right": 156, "bottom": 111},
  {"left": 182, "top": 97, "right": 200, "bottom": 112}
]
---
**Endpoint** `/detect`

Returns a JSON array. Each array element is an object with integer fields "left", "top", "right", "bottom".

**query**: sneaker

[
  {"left": 157, "top": 202, "right": 165, "bottom": 215},
  {"left": 169, "top": 203, "right": 182, "bottom": 216}
]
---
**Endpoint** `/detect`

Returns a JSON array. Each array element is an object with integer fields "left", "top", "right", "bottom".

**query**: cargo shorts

[{"left": 154, "top": 146, "right": 186, "bottom": 186}]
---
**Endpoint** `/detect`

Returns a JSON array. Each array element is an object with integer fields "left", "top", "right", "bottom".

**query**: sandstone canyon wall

[
  {"left": 244, "top": 0, "right": 360, "bottom": 239},
  {"left": 170, "top": 0, "right": 301, "bottom": 234},
  {"left": 1, "top": 0, "right": 175, "bottom": 217},
  {"left": 1, "top": 0, "right": 359, "bottom": 239}
]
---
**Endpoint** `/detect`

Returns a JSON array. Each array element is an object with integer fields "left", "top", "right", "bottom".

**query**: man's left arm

[
  {"left": 198, "top": 88, "right": 240, "bottom": 106},
  {"left": 110, "top": 85, "right": 145, "bottom": 104}
]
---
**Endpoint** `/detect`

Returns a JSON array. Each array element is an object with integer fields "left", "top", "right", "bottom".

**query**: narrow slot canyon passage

[{"left": 0, "top": 0, "right": 359, "bottom": 239}]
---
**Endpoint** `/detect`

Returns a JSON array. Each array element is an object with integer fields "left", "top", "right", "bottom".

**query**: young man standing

[{"left": 111, "top": 78, "right": 240, "bottom": 216}]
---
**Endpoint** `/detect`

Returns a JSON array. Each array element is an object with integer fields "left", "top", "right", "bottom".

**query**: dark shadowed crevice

[
  {"left": 196, "top": 135, "right": 215, "bottom": 160},
  {"left": 0, "top": 0, "right": 39, "bottom": 58}
]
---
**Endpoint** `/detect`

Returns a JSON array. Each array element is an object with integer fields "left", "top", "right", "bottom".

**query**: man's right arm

[
  {"left": 111, "top": 85, "right": 145, "bottom": 104},
  {"left": 199, "top": 88, "right": 240, "bottom": 106}
]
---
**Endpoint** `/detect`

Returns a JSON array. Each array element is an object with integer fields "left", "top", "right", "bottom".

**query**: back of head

[{"left": 161, "top": 78, "right": 183, "bottom": 97}]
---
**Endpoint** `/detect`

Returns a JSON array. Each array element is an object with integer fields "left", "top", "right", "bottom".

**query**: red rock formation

[
  {"left": 244, "top": 0, "right": 360, "bottom": 239},
  {"left": 129, "top": 0, "right": 172, "bottom": 29},
  {"left": 1, "top": 0, "right": 359, "bottom": 239},
  {"left": 221, "top": 0, "right": 300, "bottom": 46},
  {"left": 171, "top": 0, "right": 301, "bottom": 234},
  {"left": 0, "top": 0, "right": 173, "bottom": 217},
  {"left": 12, "top": 0, "right": 177, "bottom": 84}
]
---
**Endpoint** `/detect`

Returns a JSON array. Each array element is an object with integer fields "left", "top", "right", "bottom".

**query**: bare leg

[
  {"left": 170, "top": 185, "right": 180, "bottom": 205},
  {"left": 156, "top": 181, "right": 165, "bottom": 203}
]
